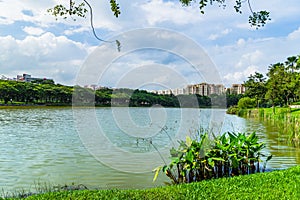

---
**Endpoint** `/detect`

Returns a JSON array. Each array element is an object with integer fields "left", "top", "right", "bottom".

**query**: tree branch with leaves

[{"left": 47, "top": 0, "right": 271, "bottom": 50}]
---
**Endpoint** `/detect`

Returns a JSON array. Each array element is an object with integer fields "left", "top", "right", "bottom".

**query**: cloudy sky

[{"left": 0, "top": 0, "right": 300, "bottom": 88}]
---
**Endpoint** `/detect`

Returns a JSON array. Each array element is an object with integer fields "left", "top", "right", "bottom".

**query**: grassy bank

[
  {"left": 228, "top": 107, "right": 300, "bottom": 146},
  {"left": 4, "top": 166, "right": 300, "bottom": 200},
  {"left": 258, "top": 108, "right": 300, "bottom": 146}
]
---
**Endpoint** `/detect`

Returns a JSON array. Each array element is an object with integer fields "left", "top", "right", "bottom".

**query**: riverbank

[
  {"left": 227, "top": 107, "right": 300, "bottom": 146},
  {"left": 4, "top": 165, "right": 300, "bottom": 200},
  {"left": 0, "top": 103, "right": 218, "bottom": 109}
]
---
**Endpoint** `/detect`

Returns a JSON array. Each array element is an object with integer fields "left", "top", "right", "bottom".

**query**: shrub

[
  {"left": 226, "top": 105, "right": 239, "bottom": 114},
  {"left": 238, "top": 97, "right": 256, "bottom": 109}
]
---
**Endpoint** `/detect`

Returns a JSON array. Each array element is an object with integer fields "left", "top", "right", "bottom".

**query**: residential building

[
  {"left": 16, "top": 73, "right": 54, "bottom": 83},
  {"left": 230, "top": 84, "right": 246, "bottom": 94},
  {"left": 184, "top": 83, "right": 226, "bottom": 96},
  {"left": 151, "top": 82, "right": 244, "bottom": 97}
]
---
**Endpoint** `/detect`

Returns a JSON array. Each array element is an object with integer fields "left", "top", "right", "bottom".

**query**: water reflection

[{"left": 0, "top": 107, "right": 299, "bottom": 193}]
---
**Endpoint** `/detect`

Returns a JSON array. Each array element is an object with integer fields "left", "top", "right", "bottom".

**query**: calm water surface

[{"left": 0, "top": 107, "right": 299, "bottom": 192}]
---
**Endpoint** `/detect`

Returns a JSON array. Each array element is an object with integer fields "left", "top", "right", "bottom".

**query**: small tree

[{"left": 244, "top": 72, "right": 267, "bottom": 108}]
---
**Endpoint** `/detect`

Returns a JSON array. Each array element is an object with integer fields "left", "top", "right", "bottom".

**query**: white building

[
  {"left": 16, "top": 73, "right": 54, "bottom": 83},
  {"left": 230, "top": 84, "right": 246, "bottom": 94}
]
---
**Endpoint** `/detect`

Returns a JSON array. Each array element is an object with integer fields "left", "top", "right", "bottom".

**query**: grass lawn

[{"left": 5, "top": 165, "right": 300, "bottom": 200}]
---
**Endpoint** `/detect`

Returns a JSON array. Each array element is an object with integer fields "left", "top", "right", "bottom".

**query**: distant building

[
  {"left": 151, "top": 83, "right": 244, "bottom": 96},
  {"left": 171, "top": 88, "right": 185, "bottom": 96},
  {"left": 84, "top": 85, "right": 108, "bottom": 90},
  {"left": 16, "top": 73, "right": 54, "bottom": 83},
  {"left": 230, "top": 84, "right": 246, "bottom": 94},
  {"left": 213, "top": 84, "right": 226, "bottom": 95},
  {"left": 157, "top": 89, "right": 172, "bottom": 95},
  {"left": 184, "top": 83, "right": 226, "bottom": 96},
  {"left": 84, "top": 84, "right": 98, "bottom": 90}
]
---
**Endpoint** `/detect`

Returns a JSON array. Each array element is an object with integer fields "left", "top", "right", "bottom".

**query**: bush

[
  {"left": 153, "top": 132, "right": 272, "bottom": 184},
  {"left": 238, "top": 97, "right": 256, "bottom": 109},
  {"left": 226, "top": 105, "right": 239, "bottom": 114}
]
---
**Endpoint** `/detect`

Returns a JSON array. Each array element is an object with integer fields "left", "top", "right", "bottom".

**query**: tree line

[
  {"left": 241, "top": 55, "right": 300, "bottom": 108},
  {"left": 0, "top": 80, "right": 241, "bottom": 108}
]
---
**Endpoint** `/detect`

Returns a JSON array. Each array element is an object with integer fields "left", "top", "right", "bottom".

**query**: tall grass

[{"left": 238, "top": 108, "right": 300, "bottom": 147}]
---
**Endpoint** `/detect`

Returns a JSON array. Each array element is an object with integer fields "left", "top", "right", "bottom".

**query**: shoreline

[
  {"left": 3, "top": 165, "right": 299, "bottom": 199},
  {"left": 0, "top": 104, "right": 223, "bottom": 109}
]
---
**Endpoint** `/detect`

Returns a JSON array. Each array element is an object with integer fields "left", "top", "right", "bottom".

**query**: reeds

[{"left": 237, "top": 108, "right": 300, "bottom": 147}]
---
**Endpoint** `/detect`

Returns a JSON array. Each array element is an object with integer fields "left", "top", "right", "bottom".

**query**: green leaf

[
  {"left": 186, "top": 150, "right": 194, "bottom": 162},
  {"left": 152, "top": 166, "right": 162, "bottom": 182},
  {"left": 171, "top": 157, "right": 180, "bottom": 164},
  {"left": 266, "top": 155, "right": 273, "bottom": 162},
  {"left": 110, "top": 0, "right": 121, "bottom": 17},
  {"left": 186, "top": 136, "right": 192, "bottom": 147},
  {"left": 212, "top": 157, "right": 225, "bottom": 161}
]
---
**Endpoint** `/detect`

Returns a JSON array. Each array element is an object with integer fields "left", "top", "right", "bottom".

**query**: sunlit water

[{"left": 0, "top": 107, "right": 299, "bottom": 193}]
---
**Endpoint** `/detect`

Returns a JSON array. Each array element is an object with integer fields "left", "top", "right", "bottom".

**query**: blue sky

[{"left": 0, "top": 0, "right": 300, "bottom": 88}]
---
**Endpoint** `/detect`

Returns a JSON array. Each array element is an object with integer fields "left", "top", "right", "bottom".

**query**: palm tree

[
  {"left": 296, "top": 55, "right": 300, "bottom": 71},
  {"left": 285, "top": 56, "right": 297, "bottom": 73}
]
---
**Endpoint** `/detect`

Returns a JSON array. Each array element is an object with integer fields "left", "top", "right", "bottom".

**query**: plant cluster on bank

[
  {"left": 3, "top": 166, "right": 300, "bottom": 200},
  {"left": 153, "top": 132, "right": 272, "bottom": 184}
]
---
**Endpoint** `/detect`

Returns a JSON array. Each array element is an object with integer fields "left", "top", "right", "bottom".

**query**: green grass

[
  {"left": 262, "top": 107, "right": 300, "bottom": 116},
  {"left": 5, "top": 165, "right": 300, "bottom": 200}
]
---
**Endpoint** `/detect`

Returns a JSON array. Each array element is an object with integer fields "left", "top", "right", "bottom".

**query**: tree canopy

[
  {"left": 0, "top": 80, "right": 243, "bottom": 108},
  {"left": 243, "top": 55, "right": 300, "bottom": 107}
]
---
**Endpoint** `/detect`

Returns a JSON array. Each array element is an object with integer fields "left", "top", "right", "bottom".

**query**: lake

[{"left": 0, "top": 107, "right": 299, "bottom": 193}]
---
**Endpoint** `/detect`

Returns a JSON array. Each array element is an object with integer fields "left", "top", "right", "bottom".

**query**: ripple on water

[{"left": 0, "top": 107, "right": 299, "bottom": 193}]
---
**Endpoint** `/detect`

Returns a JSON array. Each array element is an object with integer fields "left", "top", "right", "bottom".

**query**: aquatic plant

[{"left": 153, "top": 132, "right": 272, "bottom": 184}]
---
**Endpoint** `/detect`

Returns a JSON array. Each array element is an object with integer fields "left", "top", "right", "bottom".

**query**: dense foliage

[
  {"left": 243, "top": 55, "right": 300, "bottom": 107},
  {"left": 237, "top": 97, "right": 256, "bottom": 109},
  {"left": 5, "top": 166, "right": 300, "bottom": 199},
  {"left": 153, "top": 132, "right": 272, "bottom": 184},
  {"left": 0, "top": 80, "right": 242, "bottom": 108},
  {"left": 0, "top": 80, "right": 73, "bottom": 104}
]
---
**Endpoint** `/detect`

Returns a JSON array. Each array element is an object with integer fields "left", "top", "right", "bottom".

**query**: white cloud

[
  {"left": 0, "top": 0, "right": 55, "bottom": 25},
  {"left": 210, "top": 26, "right": 300, "bottom": 86},
  {"left": 0, "top": 32, "right": 90, "bottom": 85},
  {"left": 23, "top": 26, "right": 45, "bottom": 36},
  {"left": 64, "top": 27, "right": 90, "bottom": 36},
  {"left": 237, "top": 38, "right": 246, "bottom": 47},
  {"left": 140, "top": 0, "right": 202, "bottom": 25},
  {"left": 235, "top": 50, "right": 263, "bottom": 68},
  {"left": 288, "top": 27, "right": 300, "bottom": 40},
  {"left": 1, "top": 0, "right": 300, "bottom": 87},
  {"left": 224, "top": 65, "right": 258, "bottom": 84},
  {"left": 209, "top": 28, "right": 232, "bottom": 40}
]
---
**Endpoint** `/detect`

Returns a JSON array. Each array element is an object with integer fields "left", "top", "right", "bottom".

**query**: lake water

[{"left": 0, "top": 107, "right": 299, "bottom": 193}]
